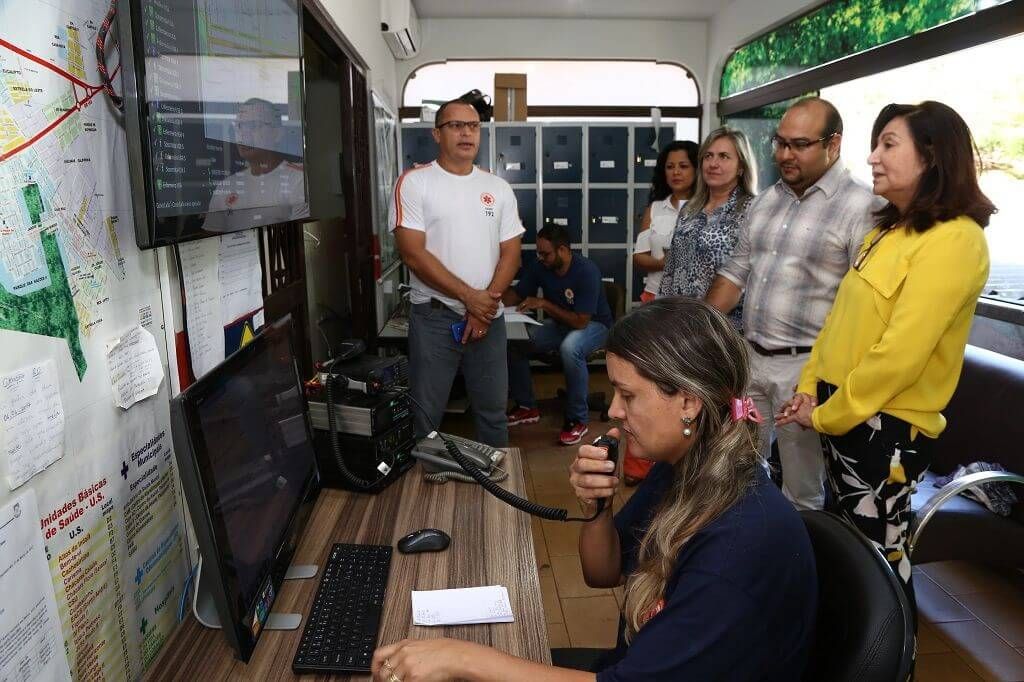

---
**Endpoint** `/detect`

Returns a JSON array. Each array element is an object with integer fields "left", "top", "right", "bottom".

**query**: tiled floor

[{"left": 442, "top": 368, "right": 1024, "bottom": 680}]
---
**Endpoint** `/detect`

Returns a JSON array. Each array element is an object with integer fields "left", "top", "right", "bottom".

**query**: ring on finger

[
  {"left": 388, "top": 673, "right": 402, "bottom": 682},
  {"left": 382, "top": 658, "right": 395, "bottom": 674}
]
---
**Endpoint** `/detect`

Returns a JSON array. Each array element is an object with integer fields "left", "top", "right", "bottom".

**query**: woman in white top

[{"left": 633, "top": 141, "right": 700, "bottom": 302}]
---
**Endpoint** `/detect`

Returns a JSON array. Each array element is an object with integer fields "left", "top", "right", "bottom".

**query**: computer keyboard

[{"left": 292, "top": 543, "right": 392, "bottom": 674}]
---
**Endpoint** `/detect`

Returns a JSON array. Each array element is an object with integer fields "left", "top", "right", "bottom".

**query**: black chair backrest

[{"left": 800, "top": 511, "right": 914, "bottom": 682}]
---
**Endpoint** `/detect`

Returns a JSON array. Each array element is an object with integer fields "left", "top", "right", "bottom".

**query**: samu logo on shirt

[{"left": 480, "top": 192, "right": 495, "bottom": 217}]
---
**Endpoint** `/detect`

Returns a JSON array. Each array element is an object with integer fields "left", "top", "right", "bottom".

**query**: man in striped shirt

[{"left": 707, "top": 97, "right": 881, "bottom": 510}]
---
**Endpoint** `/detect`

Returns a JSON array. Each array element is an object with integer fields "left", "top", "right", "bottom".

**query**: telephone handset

[{"left": 411, "top": 432, "right": 507, "bottom": 483}]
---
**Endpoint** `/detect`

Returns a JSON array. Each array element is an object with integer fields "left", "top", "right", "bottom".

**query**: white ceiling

[{"left": 412, "top": 0, "right": 725, "bottom": 21}]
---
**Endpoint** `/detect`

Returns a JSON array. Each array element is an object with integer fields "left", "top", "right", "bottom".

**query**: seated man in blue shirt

[{"left": 503, "top": 224, "right": 613, "bottom": 446}]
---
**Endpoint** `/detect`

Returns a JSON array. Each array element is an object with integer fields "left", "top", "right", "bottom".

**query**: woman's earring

[{"left": 682, "top": 416, "right": 694, "bottom": 437}]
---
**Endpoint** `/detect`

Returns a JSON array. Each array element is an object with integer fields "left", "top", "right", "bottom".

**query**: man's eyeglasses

[
  {"left": 771, "top": 133, "right": 835, "bottom": 152},
  {"left": 436, "top": 120, "right": 481, "bottom": 132}
]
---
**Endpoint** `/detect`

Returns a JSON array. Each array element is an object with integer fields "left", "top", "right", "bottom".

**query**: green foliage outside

[
  {"left": 0, "top": 230, "right": 87, "bottom": 379},
  {"left": 720, "top": 0, "right": 1006, "bottom": 98}
]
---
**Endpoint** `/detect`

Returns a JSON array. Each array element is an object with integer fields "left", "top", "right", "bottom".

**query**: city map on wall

[{"left": 0, "top": 2, "right": 186, "bottom": 679}]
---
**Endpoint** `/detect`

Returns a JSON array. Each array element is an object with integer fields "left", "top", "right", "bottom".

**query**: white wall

[
  {"left": 704, "top": 0, "right": 821, "bottom": 129},
  {"left": 397, "top": 18, "right": 707, "bottom": 107},
  {"left": 320, "top": 0, "right": 400, "bottom": 109}
]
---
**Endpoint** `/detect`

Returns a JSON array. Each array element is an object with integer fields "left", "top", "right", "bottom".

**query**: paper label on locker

[
  {"left": 600, "top": 216, "right": 619, "bottom": 224},
  {"left": 599, "top": 160, "right": 616, "bottom": 169},
  {"left": 505, "top": 162, "right": 522, "bottom": 171},
  {"left": 644, "top": 159, "right": 657, "bottom": 167},
  {"left": 553, "top": 218, "right": 569, "bottom": 226},
  {"left": 553, "top": 161, "right": 570, "bottom": 170}
]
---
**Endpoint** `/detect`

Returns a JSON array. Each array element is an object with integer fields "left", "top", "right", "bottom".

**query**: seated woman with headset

[{"left": 372, "top": 297, "right": 817, "bottom": 681}]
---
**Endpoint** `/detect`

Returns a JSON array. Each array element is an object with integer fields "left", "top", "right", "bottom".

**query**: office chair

[{"left": 800, "top": 510, "right": 915, "bottom": 682}]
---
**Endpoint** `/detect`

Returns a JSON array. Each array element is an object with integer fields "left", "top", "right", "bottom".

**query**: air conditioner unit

[{"left": 381, "top": 0, "right": 421, "bottom": 60}]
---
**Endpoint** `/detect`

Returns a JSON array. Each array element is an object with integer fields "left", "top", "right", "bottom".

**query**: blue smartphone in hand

[{"left": 450, "top": 319, "right": 467, "bottom": 343}]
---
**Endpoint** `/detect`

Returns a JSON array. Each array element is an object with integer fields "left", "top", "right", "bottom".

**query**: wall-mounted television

[{"left": 118, "top": 0, "right": 309, "bottom": 249}]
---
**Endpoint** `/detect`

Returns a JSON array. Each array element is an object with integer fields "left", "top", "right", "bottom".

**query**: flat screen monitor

[
  {"left": 118, "top": 0, "right": 309, "bottom": 249},
  {"left": 170, "top": 314, "right": 319, "bottom": 661}
]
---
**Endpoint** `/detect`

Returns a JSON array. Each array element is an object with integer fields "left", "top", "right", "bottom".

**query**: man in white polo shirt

[{"left": 388, "top": 97, "right": 524, "bottom": 446}]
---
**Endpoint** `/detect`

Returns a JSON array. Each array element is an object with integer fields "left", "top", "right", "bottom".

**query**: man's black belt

[
  {"left": 749, "top": 341, "right": 813, "bottom": 357},
  {"left": 429, "top": 298, "right": 449, "bottom": 310}
]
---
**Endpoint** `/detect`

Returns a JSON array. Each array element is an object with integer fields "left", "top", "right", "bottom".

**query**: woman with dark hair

[
  {"left": 778, "top": 101, "right": 994, "bottom": 608},
  {"left": 632, "top": 141, "right": 699, "bottom": 303},
  {"left": 658, "top": 128, "right": 756, "bottom": 332},
  {"left": 372, "top": 298, "right": 817, "bottom": 681},
  {"left": 624, "top": 140, "right": 699, "bottom": 485}
]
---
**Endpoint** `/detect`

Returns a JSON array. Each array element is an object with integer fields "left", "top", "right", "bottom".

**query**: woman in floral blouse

[{"left": 659, "top": 127, "right": 757, "bottom": 331}]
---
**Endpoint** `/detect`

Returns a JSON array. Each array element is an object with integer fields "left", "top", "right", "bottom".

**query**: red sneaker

[
  {"left": 507, "top": 406, "right": 541, "bottom": 426},
  {"left": 559, "top": 422, "right": 589, "bottom": 446}
]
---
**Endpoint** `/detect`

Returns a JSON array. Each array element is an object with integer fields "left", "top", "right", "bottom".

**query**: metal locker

[
  {"left": 514, "top": 188, "right": 538, "bottom": 244},
  {"left": 632, "top": 266, "right": 647, "bottom": 303},
  {"left": 588, "top": 248, "right": 628, "bottom": 296},
  {"left": 588, "top": 127, "right": 628, "bottom": 183},
  {"left": 476, "top": 126, "right": 491, "bottom": 171},
  {"left": 588, "top": 189, "right": 629, "bottom": 243},
  {"left": 541, "top": 126, "right": 583, "bottom": 183},
  {"left": 633, "top": 187, "right": 652, "bottom": 227},
  {"left": 633, "top": 126, "right": 675, "bottom": 184},
  {"left": 399, "top": 126, "right": 490, "bottom": 171},
  {"left": 495, "top": 127, "right": 537, "bottom": 184},
  {"left": 541, "top": 189, "right": 583, "bottom": 244},
  {"left": 401, "top": 127, "right": 435, "bottom": 171}
]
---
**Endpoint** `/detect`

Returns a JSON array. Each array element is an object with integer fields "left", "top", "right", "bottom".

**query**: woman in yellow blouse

[{"left": 777, "top": 101, "right": 995, "bottom": 607}]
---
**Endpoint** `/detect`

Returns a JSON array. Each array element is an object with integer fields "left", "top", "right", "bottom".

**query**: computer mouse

[{"left": 397, "top": 528, "right": 451, "bottom": 554}]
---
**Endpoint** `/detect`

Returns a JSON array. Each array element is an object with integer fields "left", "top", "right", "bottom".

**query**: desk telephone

[{"left": 411, "top": 432, "right": 507, "bottom": 483}]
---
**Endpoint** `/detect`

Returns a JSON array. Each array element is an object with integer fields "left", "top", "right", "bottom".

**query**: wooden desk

[{"left": 147, "top": 449, "right": 549, "bottom": 680}]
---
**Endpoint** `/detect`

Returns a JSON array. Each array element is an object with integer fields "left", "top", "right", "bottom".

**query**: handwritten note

[
  {"left": 0, "top": 360, "right": 65, "bottom": 490},
  {"left": 0, "top": 489, "right": 73, "bottom": 681},
  {"left": 106, "top": 325, "right": 164, "bottom": 409},
  {"left": 411, "top": 585, "right": 514, "bottom": 626}
]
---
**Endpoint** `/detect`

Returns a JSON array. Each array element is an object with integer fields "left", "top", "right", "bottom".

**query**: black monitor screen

[
  {"left": 171, "top": 315, "right": 318, "bottom": 660},
  {"left": 119, "top": 0, "right": 309, "bottom": 248}
]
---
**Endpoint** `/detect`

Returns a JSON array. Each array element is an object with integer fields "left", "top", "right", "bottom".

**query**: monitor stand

[{"left": 192, "top": 555, "right": 318, "bottom": 630}]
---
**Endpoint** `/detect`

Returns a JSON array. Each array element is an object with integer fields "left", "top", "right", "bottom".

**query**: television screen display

[
  {"left": 118, "top": 0, "right": 309, "bottom": 249},
  {"left": 170, "top": 315, "right": 319, "bottom": 660}
]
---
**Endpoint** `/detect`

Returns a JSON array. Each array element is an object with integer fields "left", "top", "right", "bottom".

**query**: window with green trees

[{"left": 720, "top": 0, "right": 1012, "bottom": 99}]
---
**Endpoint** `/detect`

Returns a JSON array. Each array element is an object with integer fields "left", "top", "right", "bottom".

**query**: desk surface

[
  {"left": 379, "top": 315, "right": 531, "bottom": 342},
  {"left": 146, "top": 449, "right": 549, "bottom": 680}
]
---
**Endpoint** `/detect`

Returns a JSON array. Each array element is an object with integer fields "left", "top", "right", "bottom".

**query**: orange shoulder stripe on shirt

[{"left": 393, "top": 164, "right": 431, "bottom": 228}]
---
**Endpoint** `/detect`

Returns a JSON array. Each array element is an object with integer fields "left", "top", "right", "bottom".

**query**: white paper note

[
  {"left": 179, "top": 239, "right": 224, "bottom": 378},
  {"left": 503, "top": 311, "right": 543, "bottom": 326},
  {"left": 601, "top": 216, "right": 619, "bottom": 224},
  {"left": 553, "top": 218, "right": 568, "bottom": 226},
  {"left": 0, "top": 360, "right": 65, "bottom": 490},
  {"left": 505, "top": 162, "right": 521, "bottom": 171},
  {"left": 411, "top": 585, "right": 514, "bottom": 626},
  {"left": 0, "top": 490, "right": 73, "bottom": 681},
  {"left": 644, "top": 159, "right": 657, "bottom": 167},
  {"left": 599, "top": 160, "right": 615, "bottom": 169},
  {"left": 219, "top": 231, "right": 263, "bottom": 324},
  {"left": 106, "top": 326, "right": 165, "bottom": 410},
  {"left": 553, "top": 161, "right": 570, "bottom": 170}
]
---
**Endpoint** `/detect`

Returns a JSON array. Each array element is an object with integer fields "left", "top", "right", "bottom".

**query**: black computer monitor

[{"left": 170, "top": 315, "right": 320, "bottom": 662}]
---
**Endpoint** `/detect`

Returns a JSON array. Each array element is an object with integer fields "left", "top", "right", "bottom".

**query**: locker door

[
  {"left": 541, "top": 126, "right": 583, "bottom": 183},
  {"left": 633, "top": 188, "right": 651, "bottom": 227},
  {"left": 588, "top": 127, "right": 628, "bottom": 183},
  {"left": 495, "top": 127, "right": 537, "bottom": 184},
  {"left": 476, "top": 126, "right": 491, "bottom": 172},
  {"left": 514, "top": 188, "right": 538, "bottom": 244},
  {"left": 541, "top": 189, "right": 582, "bottom": 244},
  {"left": 588, "top": 189, "right": 628, "bottom": 243},
  {"left": 633, "top": 126, "right": 675, "bottom": 184},
  {"left": 588, "top": 248, "right": 628, "bottom": 313},
  {"left": 401, "top": 127, "right": 435, "bottom": 171}
]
